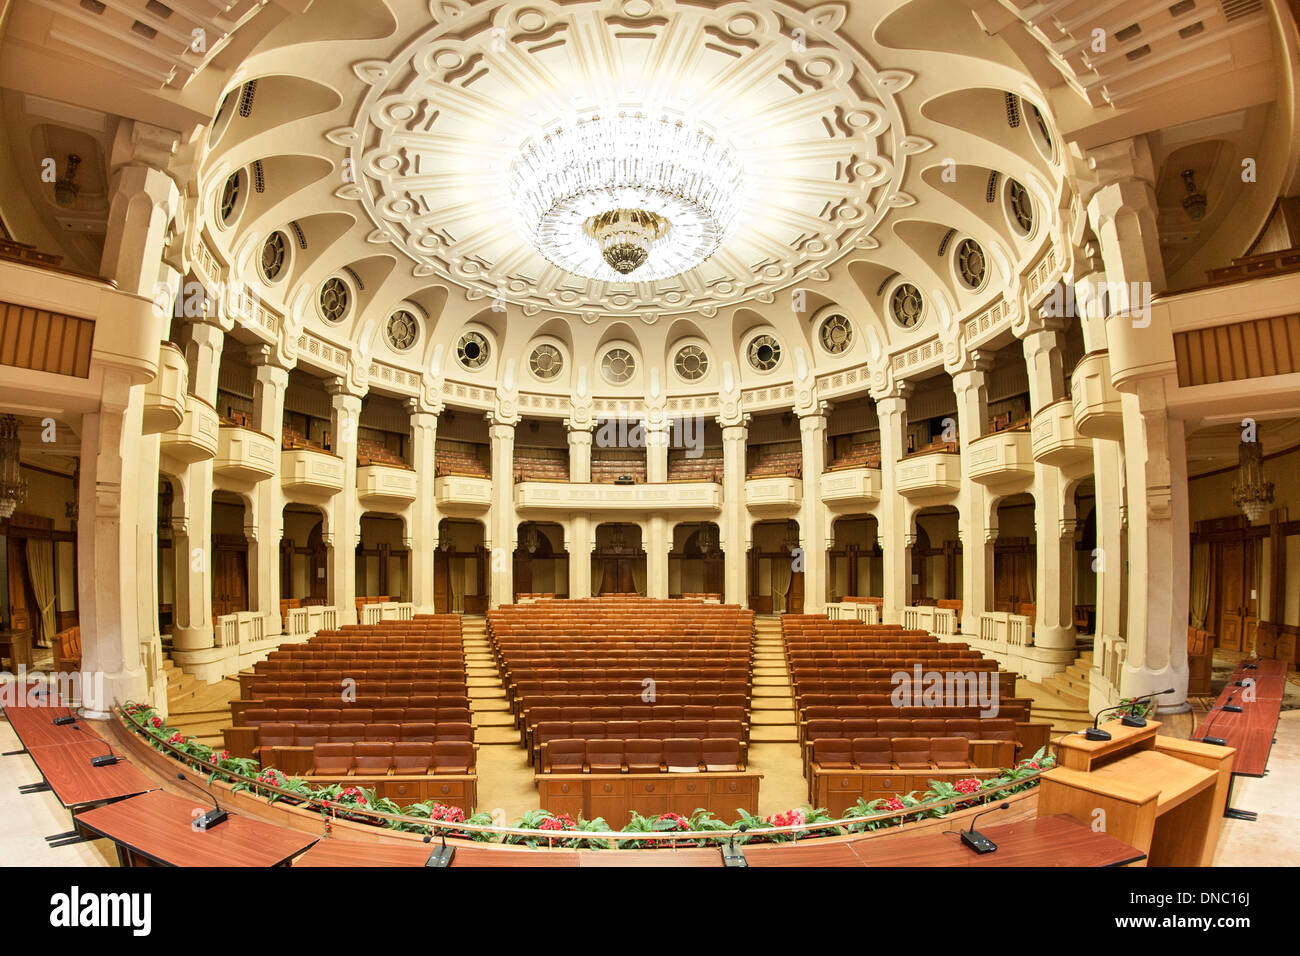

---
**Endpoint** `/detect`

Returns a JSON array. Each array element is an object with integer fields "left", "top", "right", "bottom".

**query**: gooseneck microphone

[
  {"left": 67, "top": 720, "right": 122, "bottom": 766},
  {"left": 176, "top": 772, "right": 229, "bottom": 830},
  {"left": 961, "top": 802, "right": 1011, "bottom": 854},
  {"left": 1085, "top": 688, "right": 1174, "bottom": 741},
  {"left": 422, "top": 828, "right": 455, "bottom": 867},
  {"left": 722, "top": 823, "right": 749, "bottom": 868}
]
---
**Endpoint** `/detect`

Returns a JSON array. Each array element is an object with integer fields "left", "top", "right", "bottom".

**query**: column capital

[
  {"left": 949, "top": 349, "right": 995, "bottom": 382},
  {"left": 247, "top": 342, "right": 290, "bottom": 373},
  {"left": 325, "top": 375, "right": 364, "bottom": 402},
  {"left": 486, "top": 410, "right": 519, "bottom": 430},
  {"left": 798, "top": 401, "right": 829, "bottom": 429},
  {"left": 564, "top": 416, "right": 595, "bottom": 434},
  {"left": 406, "top": 395, "right": 441, "bottom": 421},
  {"left": 487, "top": 417, "right": 516, "bottom": 440}
]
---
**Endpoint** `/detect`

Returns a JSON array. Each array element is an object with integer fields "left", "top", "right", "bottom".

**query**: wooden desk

[
  {"left": 295, "top": 837, "right": 581, "bottom": 867},
  {"left": 3, "top": 704, "right": 84, "bottom": 751},
  {"left": 23, "top": 738, "right": 156, "bottom": 811},
  {"left": 1039, "top": 721, "right": 1234, "bottom": 866},
  {"left": 1193, "top": 660, "right": 1284, "bottom": 777},
  {"left": 75, "top": 790, "right": 319, "bottom": 867}
]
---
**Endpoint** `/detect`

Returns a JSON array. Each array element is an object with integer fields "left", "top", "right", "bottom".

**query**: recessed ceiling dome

[{"left": 509, "top": 112, "right": 744, "bottom": 282}]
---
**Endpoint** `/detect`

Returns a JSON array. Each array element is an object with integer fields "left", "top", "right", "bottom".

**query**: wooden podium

[{"left": 1038, "top": 720, "right": 1235, "bottom": 867}]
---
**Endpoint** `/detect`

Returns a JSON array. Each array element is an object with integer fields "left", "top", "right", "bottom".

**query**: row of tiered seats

[
  {"left": 356, "top": 437, "right": 408, "bottom": 467},
  {"left": 825, "top": 441, "right": 881, "bottom": 471},
  {"left": 541, "top": 737, "right": 744, "bottom": 774},
  {"left": 783, "top": 614, "right": 1049, "bottom": 810},
  {"left": 746, "top": 442, "right": 802, "bottom": 478},
  {"left": 514, "top": 447, "right": 569, "bottom": 482},
  {"left": 590, "top": 455, "right": 647, "bottom": 483},
  {"left": 226, "top": 615, "right": 476, "bottom": 805},
  {"left": 281, "top": 424, "right": 327, "bottom": 452},
  {"left": 667, "top": 453, "right": 723, "bottom": 483},
  {"left": 435, "top": 441, "right": 490, "bottom": 477},
  {"left": 490, "top": 598, "right": 755, "bottom": 781}
]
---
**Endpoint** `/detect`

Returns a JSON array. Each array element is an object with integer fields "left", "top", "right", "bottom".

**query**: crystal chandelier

[
  {"left": 1231, "top": 439, "right": 1274, "bottom": 522},
  {"left": 0, "top": 415, "right": 29, "bottom": 520},
  {"left": 509, "top": 112, "right": 743, "bottom": 282}
]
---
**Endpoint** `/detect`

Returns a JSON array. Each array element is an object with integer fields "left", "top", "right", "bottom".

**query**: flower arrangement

[{"left": 120, "top": 703, "right": 1060, "bottom": 847}]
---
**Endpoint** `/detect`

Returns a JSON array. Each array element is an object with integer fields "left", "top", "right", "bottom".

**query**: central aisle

[{"left": 746, "top": 614, "right": 810, "bottom": 816}]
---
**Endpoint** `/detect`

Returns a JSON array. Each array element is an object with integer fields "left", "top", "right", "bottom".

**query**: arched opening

[
  {"left": 670, "top": 521, "right": 723, "bottom": 599},
  {"left": 993, "top": 493, "right": 1036, "bottom": 618},
  {"left": 748, "top": 519, "right": 803, "bottom": 613},
  {"left": 913, "top": 506, "right": 961, "bottom": 608},
  {"left": 829, "top": 515, "right": 881, "bottom": 601},
  {"left": 514, "top": 521, "right": 569, "bottom": 599},
  {"left": 357, "top": 512, "right": 409, "bottom": 605},
  {"left": 1073, "top": 482, "right": 1097, "bottom": 635},
  {"left": 436, "top": 518, "right": 487, "bottom": 613},
  {"left": 592, "top": 522, "right": 645, "bottom": 595},
  {"left": 211, "top": 491, "right": 250, "bottom": 616}
]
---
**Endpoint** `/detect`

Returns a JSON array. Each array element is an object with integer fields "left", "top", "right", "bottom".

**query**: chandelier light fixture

[
  {"left": 1231, "top": 439, "right": 1274, "bottom": 522},
  {"left": 0, "top": 415, "right": 29, "bottom": 520},
  {"left": 509, "top": 112, "right": 744, "bottom": 282},
  {"left": 1181, "top": 169, "right": 1207, "bottom": 222}
]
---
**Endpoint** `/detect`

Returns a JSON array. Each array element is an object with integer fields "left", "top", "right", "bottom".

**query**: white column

[
  {"left": 873, "top": 387, "right": 910, "bottom": 624},
  {"left": 953, "top": 357, "right": 994, "bottom": 637},
  {"left": 248, "top": 348, "right": 288, "bottom": 636},
  {"left": 647, "top": 515, "right": 669, "bottom": 598},
  {"left": 798, "top": 404, "right": 828, "bottom": 614},
  {"left": 408, "top": 400, "right": 439, "bottom": 614},
  {"left": 487, "top": 416, "right": 516, "bottom": 607},
  {"left": 718, "top": 415, "right": 749, "bottom": 605},
  {"left": 566, "top": 420, "right": 593, "bottom": 483},
  {"left": 645, "top": 419, "right": 669, "bottom": 484},
  {"left": 1022, "top": 324, "right": 1076, "bottom": 661},
  {"left": 569, "top": 515, "right": 592, "bottom": 598},
  {"left": 327, "top": 380, "right": 362, "bottom": 626},
  {"left": 77, "top": 373, "right": 150, "bottom": 716},
  {"left": 1088, "top": 154, "right": 1188, "bottom": 710},
  {"left": 172, "top": 320, "right": 223, "bottom": 652}
]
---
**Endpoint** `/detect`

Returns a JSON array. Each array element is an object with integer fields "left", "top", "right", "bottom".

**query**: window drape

[
  {"left": 1189, "top": 541, "right": 1211, "bottom": 629},
  {"left": 591, "top": 558, "right": 605, "bottom": 596},
  {"left": 631, "top": 559, "right": 646, "bottom": 597},
  {"left": 450, "top": 556, "right": 465, "bottom": 613},
  {"left": 771, "top": 556, "right": 792, "bottom": 615},
  {"left": 25, "top": 538, "right": 57, "bottom": 648}
]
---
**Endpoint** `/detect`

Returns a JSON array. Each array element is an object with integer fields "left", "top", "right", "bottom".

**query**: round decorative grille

[
  {"left": 1007, "top": 179, "right": 1034, "bottom": 235},
  {"left": 458, "top": 331, "right": 490, "bottom": 369},
  {"left": 955, "top": 238, "right": 987, "bottom": 289},
  {"left": 890, "top": 283, "right": 924, "bottom": 328},
  {"left": 601, "top": 348, "right": 636, "bottom": 384},
  {"left": 260, "top": 231, "right": 287, "bottom": 281},
  {"left": 386, "top": 310, "right": 418, "bottom": 351},
  {"left": 674, "top": 345, "right": 709, "bottom": 381},
  {"left": 529, "top": 343, "right": 563, "bottom": 379},
  {"left": 319, "top": 277, "right": 349, "bottom": 323},
  {"left": 747, "top": 334, "right": 782, "bottom": 371},
  {"left": 819, "top": 314, "right": 853, "bottom": 354}
]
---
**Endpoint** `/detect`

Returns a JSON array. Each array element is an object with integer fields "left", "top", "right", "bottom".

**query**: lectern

[{"left": 1037, "top": 720, "right": 1234, "bottom": 867}]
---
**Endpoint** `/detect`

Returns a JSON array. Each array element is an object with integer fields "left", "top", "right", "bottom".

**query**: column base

[
  {"left": 1005, "top": 644, "right": 1078, "bottom": 682},
  {"left": 170, "top": 625, "right": 215, "bottom": 652}
]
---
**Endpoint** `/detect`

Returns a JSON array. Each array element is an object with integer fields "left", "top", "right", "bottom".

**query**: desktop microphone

[
  {"left": 422, "top": 829, "right": 455, "bottom": 867},
  {"left": 721, "top": 824, "right": 749, "bottom": 868},
  {"left": 53, "top": 714, "right": 77, "bottom": 726},
  {"left": 176, "top": 772, "right": 229, "bottom": 830},
  {"left": 961, "top": 802, "right": 1010, "bottom": 854},
  {"left": 1085, "top": 688, "right": 1174, "bottom": 741},
  {"left": 67, "top": 720, "right": 122, "bottom": 766}
]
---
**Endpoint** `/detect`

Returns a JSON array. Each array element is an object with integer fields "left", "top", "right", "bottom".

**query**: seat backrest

[
  {"left": 431, "top": 740, "right": 475, "bottom": 774},
  {"left": 945, "top": 719, "right": 981, "bottom": 738},
  {"left": 436, "top": 721, "right": 474, "bottom": 742},
  {"left": 307, "top": 708, "right": 341, "bottom": 723},
  {"left": 850, "top": 736, "right": 891, "bottom": 768},
  {"left": 641, "top": 720, "right": 673, "bottom": 739},
  {"left": 352, "top": 741, "right": 394, "bottom": 773},
  {"left": 623, "top": 738, "right": 662, "bottom": 771},
  {"left": 663, "top": 737, "right": 702, "bottom": 772},
  {"left": 812, "top": 737, "right": 853, "bottom": 767},
  {"left": 890, "top": 737, "right": 931, "bottom": 767},
  {"left": 585, "top": 738, "right": 624, "bottom": 771},
  {"left": 311, "top": 742, "right": 354, "bottom": 774},
  {"left": 673, "top": 720, "right": 707, "bottom": 738},
  {"left": 398, "top": 722, "right": 439, "bottom": 742},
  {"left": 701, "top": 737, "right": 741, "bottom": 771},
  {"left": 392, "top": 742, "right": 434, "bottom": 774},
  {"left": 292, "top": 722, "right": 330, "bottom": 747},
  {"left": 544, "top": 739, "right": 586, "bottom": 772},
  {"left": 929, "top": 736, "right": 970, "bottom": 766},
  {"left": 257, "top": 722, "right": 296, "bottom": 749},
  {"left": 364, "top": 722, "right": 400, "bottom": 741}
]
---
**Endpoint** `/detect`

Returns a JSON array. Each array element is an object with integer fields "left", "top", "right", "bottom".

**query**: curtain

[
  {"left": 25, "top": 538, "right": 57, "bottom": 648},
  {"left": 1023, "top": 553, "right": 1036, "bottom": 603},
  {"left": 631, "top": 558, "right": 646, "bottom": 597},
  {"left": 1189, "top": 541, "right": 1211, "bottom": 629},
  {"left": 771, "top": 556, "right": 792, "bottom": 615},
  {"left": 449, "top": 557, "right": 464, "bottom": 613},
  {"left": 591, "top": 557, "right": 605, "bottom": 596}
]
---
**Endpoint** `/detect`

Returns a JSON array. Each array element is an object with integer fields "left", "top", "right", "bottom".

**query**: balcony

[
  {"left": 965, "top": 429, "right": 1034, "bottom": 489},
  {"left": 213, "top": 426, "right": 278, "bottom": 484},
  {"left": 1031, "top": 399, "right": 1092, "bottom": 467},
  {"left": 358, "top": 464, "right": 418, "bottom": 510},
  {"left": 160, "top": 394, "right": 219, "bottom": 464},
  {"left": 281, "top": 448, "right": 344, "bottom": 498},
  {"left": 434, "top": 474, "right": 493, "bottom": 514},
  {"left": 141, "top": 343, "right": 188, "bottom": 434},
  {"left": 1071, "top": 351, "right": 1123, "bottom": 440},
  {"left": 515, "top": 480, "right": 722, "bottom": 513},
  {"left": 744, "top": 476, "right": 802, "bottom": 515},
  {"left": 819, "top": 466, "right": 882, "bottom": 509},
  {"left": 893, "top": 451, "right": 961, "bottom": 499}
]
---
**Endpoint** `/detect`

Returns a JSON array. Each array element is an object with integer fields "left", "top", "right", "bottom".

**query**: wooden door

[
  {"left": 1217, "top": 540, "right": 1245, "bottom": 650},
  {"left": 434, "top": 550, "right": 450, "bottom": 613},
  {"left": 513, "top": 550, "right": 532, "bottom": 600},
  {"left": 6, "top": 537, "right": 31, "bottom": 636},
  {"left": 212, "top": 546, "right": 248, "bottom": 614},
  {"left": 703, "top": 555, "right": 724, "bottom": 597}
]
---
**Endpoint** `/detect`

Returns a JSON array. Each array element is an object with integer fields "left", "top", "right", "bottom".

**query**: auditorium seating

[
  {"left": 1187, "top": 626, "right": 1215, "bottom": 696},
  {"left": 590, "top": 454, "right": 647, "bottom": 483},
  {"left": 224, "top": 614, "right": 476, "bottom": 805},
  {"left": 514, "top": 447, "right": 569, "bottom": 482},
  {"left": 746, "top": 442, "right": 802, "bottom": 479},
  {"left": 54, "top": 626, "right": 81, "bottom": 672},
  {"left": 667, "top": 451, "right": 723, "bottom": 483},
  {"left": 825, "top": 440, "right": 881, "bottom": 471},
  {"left": 435, "top": 440, "right": 490, "bottom": 477}
]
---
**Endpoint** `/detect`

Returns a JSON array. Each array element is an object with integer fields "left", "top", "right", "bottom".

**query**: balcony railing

[
  {"left": 160, "top": 394, "right": 220, "bottom": 464},
  {"left": 515, "top": 480, "right": 722, "bottom": 512},
  {"left": 142, "top": 343, "right": 188, "bottom": 434},
  {"left": 1031, "top": 399, "right": 1092, "bottom": 467},
  {"left": 1070, "top": 351, "right": 1122, "bottom": 440},
  {"left": 744, "top": 476, "right": 802, "bottom": 514},
  {"left": 214, "top": 425, "right": 278, "bottom": 484},
  {"left": 894, "top": 451, "right": 961, "bottom": 499},
  {"left": 281, "top": 447, "right": 345, "bottom": 498},
  {"left": 819, "top": 466, "right": 882, "bottom": 508},
  {"left": 965, "top": 429, "right": 1033, "bottom": 489},
  {"left": 357, "top": 463, "right": 418, "bottom": 510}
]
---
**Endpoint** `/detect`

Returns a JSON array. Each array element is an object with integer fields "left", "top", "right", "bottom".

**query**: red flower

[
  {"left": 150, "top": 716, "right": 163, "bottom": 728},
  {"left": 954, "top": 778, "right": 982, "bottom": 794}
]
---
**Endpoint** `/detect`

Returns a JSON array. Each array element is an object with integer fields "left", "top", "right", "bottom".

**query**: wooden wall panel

[
  {"left": 0, "top": 301, "right": 94, "bottom": 378},
  {"left": 1175, "top": 313, "right": 1300, "bottom": 387}
]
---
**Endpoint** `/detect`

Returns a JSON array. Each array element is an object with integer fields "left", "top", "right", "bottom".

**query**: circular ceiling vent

[
  {"left": 386, "top": 309, "right": 419, "bottom": 351},
  {"left": 819, "top": 314, "right": 853, "bottom": 354},
  {"left": 747, "top": 334, "right": 782, "bottom": 371},
  {"left": 600, "top": 347, "right": 637, "bottom": 384},
  {"left": 890, "top": 282, "right": 924, "bottom": 329},
  {"left": 674, "top": 344, "right": 709, "bottom": 381},
  {"left": 529, "top": 343, "right": 563, "bottom": 380},
  {"left": 318, "top": 276, "right": 350, "bottom": 323},
  {"left": 457, "top": 330, "right": 491, "bottom": 369}
]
